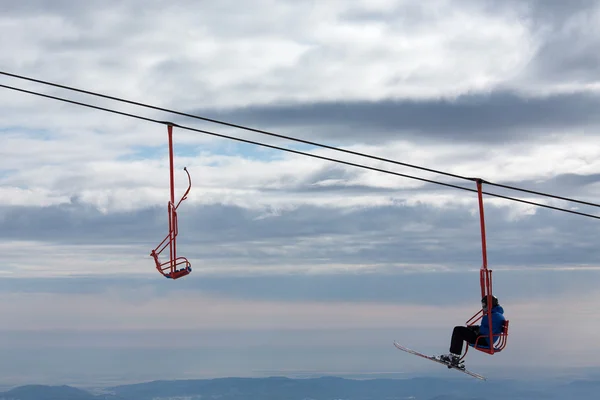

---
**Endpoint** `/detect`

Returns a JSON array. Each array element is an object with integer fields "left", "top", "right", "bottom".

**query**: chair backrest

[
  {"left": 501, "top": 319, "right": 509, "bottom": 335},
  {"left": 493, "top": 319, "right": 509, "bottom": 351}
]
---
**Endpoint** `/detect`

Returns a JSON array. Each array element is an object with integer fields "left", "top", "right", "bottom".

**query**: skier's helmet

[{"left": 481, "top": 295, "right": 499, "bottom": 308}]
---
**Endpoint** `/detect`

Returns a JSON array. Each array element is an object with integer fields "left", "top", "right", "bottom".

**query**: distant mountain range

[{"left": 1, "top": 376, "right": 600, "bottom": 400}]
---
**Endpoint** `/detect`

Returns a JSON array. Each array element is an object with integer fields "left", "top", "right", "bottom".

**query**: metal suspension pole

[
  {"left": 168, "top": 124, "right": 176, "bottom": 276},
  {"left": 476, "top": 179, "right": 494, "bottom": 354}
]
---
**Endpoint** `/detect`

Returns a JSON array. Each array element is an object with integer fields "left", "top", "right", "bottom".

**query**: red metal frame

[
  {"left": 459, "top": 179, "right": 509, "bottom": 362},
  {"left": 150, "top": 124, "right": 192, "bottom": 280}
]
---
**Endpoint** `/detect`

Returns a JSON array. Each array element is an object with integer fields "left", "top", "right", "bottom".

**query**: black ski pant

[{"left": 450, "top": 326, "right": 488, "bottom": 355}]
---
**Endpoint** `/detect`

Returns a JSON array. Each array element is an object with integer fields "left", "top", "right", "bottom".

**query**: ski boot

[{"left": 438, "top": 353, "right": 464, "bottom": 369}]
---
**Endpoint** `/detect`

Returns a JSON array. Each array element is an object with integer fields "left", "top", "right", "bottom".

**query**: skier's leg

[
  {"left": 450, "top": 326, "right": 478, "bottom": 355},
  {"left": 467, "top": 325, "right": 489, "bottom": 348}
]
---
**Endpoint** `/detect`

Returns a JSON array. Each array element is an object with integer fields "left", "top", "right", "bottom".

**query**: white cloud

[
  {"left": 0, "top": 0, "right": 539, "bottom": 109},
  {"left": 3, "top": 130, "right": 599, "bottom": 216},
  {"left": 0, "top": 241, "right": 149, "bottom": 278},
  {"left": 0, "top": 1, "right": 598, "bottom": 219}
]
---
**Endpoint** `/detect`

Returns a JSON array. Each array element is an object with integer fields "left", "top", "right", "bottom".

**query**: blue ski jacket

[{"left": 479, "top": 305, "right": 506, "bottom": 341}]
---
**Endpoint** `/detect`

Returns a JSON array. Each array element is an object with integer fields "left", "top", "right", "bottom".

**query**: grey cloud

[
  {"left": 0, "top": 1, "right": 97, "bottom": 16},
  {"left": 342, "top": 0, "right": 595, "bottom": 27},
  {"left": 190, "top": 91, "right": 600, "bottom": 145},
  {"left": 276, "top": 171, "right": 600, "bottom": 202},
  {"left": 485, "top": 173, "right": 600, "bottom": 202},
  {"left": 1, "top": 177, "right": 599, "bottom": 270},
  {"left": 509, "top": 0, "right": 598, "bottom": 26},
  {"left": 0, "top": 197, "right": 471, "bottom": 246},
  {"left": 2, "top": 266, "right": 599, "bottom": 307},
  {"left": 529, "top": 33, "right": 600, "bottom": 83},
  {"left": 503, "top": 0, "right": 600, "bottom": 84},
  {"left": 0, "top": 196, "right": 162, "bottom": 244},
  {"left": 174, "top": 269, "right": 600, "bottom": 306}
]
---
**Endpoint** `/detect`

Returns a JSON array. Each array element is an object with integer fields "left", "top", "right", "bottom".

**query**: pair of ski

[{"left": 393, "top": 341, "right": 486, "bottom": 380}]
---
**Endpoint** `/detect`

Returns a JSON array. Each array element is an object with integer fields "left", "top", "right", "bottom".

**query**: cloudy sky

[{"left": 2, "top": 0, "right": 600, "bottom": 387}]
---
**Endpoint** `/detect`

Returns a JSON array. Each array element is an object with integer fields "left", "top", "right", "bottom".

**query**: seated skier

[{"left": 439, "top": 295, "right": 506, "bottom": 367}]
